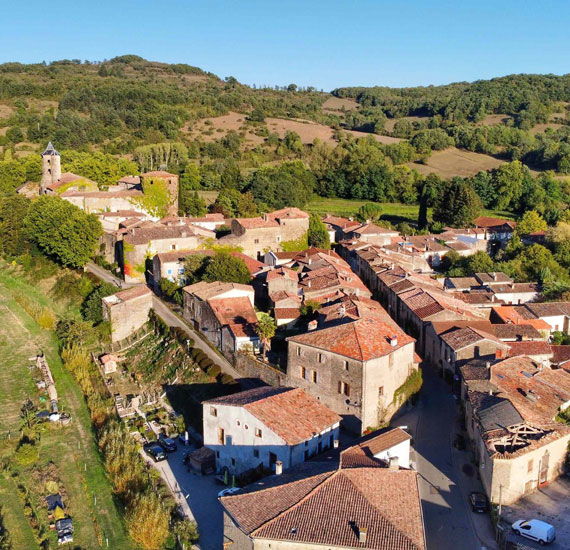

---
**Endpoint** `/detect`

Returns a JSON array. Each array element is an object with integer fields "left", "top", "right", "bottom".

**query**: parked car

[
  {"left": 218, "top": 487, "right": 240, "bottom": 498},
  {"left": 469, "top": 492, "right": 488, "bottom": 513},
  {"left": 158, "top": 435, "right": 177, "bottom": 452},
  {"left": 144, "top": 442, "right": 167, "bottom": 462},
  {"left": 512, "top": 519, "right": 556, "bottom": 545}
]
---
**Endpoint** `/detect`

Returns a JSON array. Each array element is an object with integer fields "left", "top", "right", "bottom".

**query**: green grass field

[
  {"left": 0, "top": 266, "right": 131, "bottom": 550},
  {"left": 305, "top": 196, "right": 515, "bottom": 225}
]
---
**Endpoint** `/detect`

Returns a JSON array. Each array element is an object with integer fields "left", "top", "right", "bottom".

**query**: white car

[
  {"left": 218, "top": 487, "right": 240, "bottom": 498},
  {"left": 512, "top": 519, "right": 556, "bottom": 545}
]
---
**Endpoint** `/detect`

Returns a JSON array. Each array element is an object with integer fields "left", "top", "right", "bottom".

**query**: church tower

[{"left": 40, "top": 142, "right": 61, "bottom": 193}]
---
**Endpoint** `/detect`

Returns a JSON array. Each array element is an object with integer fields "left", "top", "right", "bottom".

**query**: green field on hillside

[
  {"left": 306, "top": 196, "right": 515, "bottom": 225},
  {"left": 0, "top": 266, "right": 131, "bottom": 550}
]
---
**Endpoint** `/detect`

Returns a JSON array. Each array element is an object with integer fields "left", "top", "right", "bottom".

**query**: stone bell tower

[{"left": 40, "top": 141, "right": 61, "bottom": 193}]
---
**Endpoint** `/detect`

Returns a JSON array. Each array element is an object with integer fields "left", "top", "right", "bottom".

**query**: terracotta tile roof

[
  {"left": 492, "top": 283, "right": 539, "bottom": 294},
  {"left": 356, "top": 427, "right": 411, "bottom": 457},
  {"left": 105, "top": 285, "right": 152, "bottom": 303},
  {"left": 118, "top": 175, "right": 141, "bottom": 185},
  {"left": 123, "top": 223, "right": 198, "bottom": 245},
  {"left": 455, "top": 291, "right": 497, "bottom": 305},
  {"left": 223, "top": 463, "right": 424, "bottom": 550},
  {"left": 155, "top": 249, "right": 214, "bottom": 263},
  {"left": 475, "top": 272, "right": 513, "bottom": 285},
  {"left": 550, "top": 345, "right": 570, "bottom": 365},
  {"left": 491, "top": 305, "right": 537, "bottom": 323},
  {"left": 288, "top": 317, "right": 414, "bottom": 361},
  {"left": 507, "top": 341, "right": 552, "bottom": 357},
  {"left": 441, "top": 327, "right": 506, "bottom": 351},
  {"left": 230, "top": 252, "right": 266, "bottom": 275},
  {"left": 351, "top": 223, "right": 399, "bottom": 236},
  {"left": 430, "top": 320, "right": 494, "bottom": 335},
  {"left": 140, "top": 170, "right": 177, "bottom": 178},
  {"left": 322, "top": 215, "right": 360, "bottom": 231},
  {"left": 274, "top": 308, "right": 301, "bottom": 321},
  {"left": 445, "top": 241, "right": 471, "bottom": 251},
  {"left": 446, "top": 277, "right": 479, "bottom": 290},
  {"left": 183, "top": 281, "right": 252, "bottom": 301},
  {"left": 473, "top": 216, "right": 516, "bottom": 229},
  {"left": 488, "top": 357, "right": 570, "bottom": 434},
  {"left": 460, "top": 360, "right": 492, "bottom": 381},
  {"left": 266, "top": 266, "right": 298, "bottom": 282},
  {"left": 208, "top": 296, "right": 258, "bottom": 327},
  {"left": 390, "top": 279, "right": 416, "bottom": 294},
  {"left": 400, "top": 289, "right": 445, "bottom": 320},
  {"left": 267, "top": 207, "right": 309, "bottom": 220},
  {"left": 47, "top": 172, "right": 96, "bottom": 190},
  {"left": 235, "top": 216, "right": 279, "bottom": 229},
  {"left": 206, "top": 387, "right": 340, "bottom": 446},
  {"left": 525, "top": 302, "right": 570, "bottom": 318},
  {"left": 491, "top": 324, "right": 543, "bottom": 341}
]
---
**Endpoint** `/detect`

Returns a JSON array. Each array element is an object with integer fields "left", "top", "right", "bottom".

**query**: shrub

[
  {"left": 36, "top": 308, "right": 56, "bottom": 330},
  {"left": 220, "top": 373, "right": 235, "bottom": 385},
  {"left": 13, "top": 442, "right": 39, "bottom": 467},
  {"left": 199, "top": 357, "right": 214, "bottom": 369},
  {"left": 207, "top": 364, "right": 221, "bottom": 378}
]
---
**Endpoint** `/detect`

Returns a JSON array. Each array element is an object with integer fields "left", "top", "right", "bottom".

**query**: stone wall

[
  {"left": 223, "top": 512, "right": 253, "bottom": 550},
  {"left": 102, "top": 288, "right": 153, "bottom": 343},
  {"left": 233, "top": 353, "right": 287, "bottom": 387}
]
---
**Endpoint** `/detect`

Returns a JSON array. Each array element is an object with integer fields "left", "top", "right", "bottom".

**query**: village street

[
  {"left": 394, "top": 366, "right": 497, "bottom": 550},
  {"left": 86, "top": 262, "right": 254, "bottom": 387}
]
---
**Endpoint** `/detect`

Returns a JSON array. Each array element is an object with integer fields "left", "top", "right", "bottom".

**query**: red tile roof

[
  {"left": 288, "top": 317, "right": 414, "bottom": 361},
  {"left": 109, "top": 285, "right": 152, "bottom": 302},
  {"left": 230, "top": 252, "right": 266, "bottom": 275},
  {"left": 473, "top": 216, "right": 516, "bottom": 229},
  {"left": 507, "top": 341, "right": 553, "bottom": 357},
  {"left": 266, "top": 266, "right": 298, "bottom": 282},
  {"left": 222, "top": 450, "right": 425, "bottom": 550},
  {"left": 208, "top": 296, "right": 258, "bottom": 327},
  {"left": 206, "top": 387, "right": 340, "bottom": 446},
  {"left": 274, "top": 308, "right": 301, "bottom": 321},
  {"left": 140, "top": 170, "right": 177, "bottom": 178}
]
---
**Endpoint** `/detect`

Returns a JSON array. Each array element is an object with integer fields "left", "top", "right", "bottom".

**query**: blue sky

[{"left": 1, "top": 0, "right": 568, "bottom": 91}]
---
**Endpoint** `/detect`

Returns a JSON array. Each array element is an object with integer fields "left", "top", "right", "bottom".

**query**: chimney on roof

[
  {"left": 389, "top": 336, "right": 398, "bottom": 347},
  {"left": 492, "top": 272, "right": 497, "bottom": 281},
  {"left": 333, "top": 439, "right": 339, "bottom": 449},
  {"left": 358, "top": 527, "right": 368, "bottom": 544},
  {"left": 388, "top": 456, "right": 399, "bottom": 470},
  {"left": 486, "top": 361, "right": 491, "bottom": 370},
  {"left": 489, "top": 389, "right": 493, "bottom": 396},
  {"left": 275, "top": 460, "right": 283, "bottom": 475},
  {"left": 308, "top": 320, "right": 318, "bottom": 331}
]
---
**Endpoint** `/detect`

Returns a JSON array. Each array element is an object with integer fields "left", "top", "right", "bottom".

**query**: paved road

[
  {"left": 395, "top": 366, "right": 492, "bottom": 550},
  {"left": 85, "top": 262, "right": 133, "bottom": 287},
  {"left": 151, "top": 296, "right": 247, "bottom": 383}
]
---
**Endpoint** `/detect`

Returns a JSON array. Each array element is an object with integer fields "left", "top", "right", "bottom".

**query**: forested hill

[
  {"left": 333, "top": 74, "right": 570, "bottom": 127},
  {"left": 0, "top": 55, "right": 332, "bottom": 152}
]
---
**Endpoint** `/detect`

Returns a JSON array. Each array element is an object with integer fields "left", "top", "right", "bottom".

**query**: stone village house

[
  {"left": 183, "top": 281, "right": 259, "bottom": 355},
  {"left": 461, "top": 356, "right": 570, "bottom": 505},
  {"left": 220, "top": 427, "right": 425, "bottom": 550},
  {"left": 203, "top": 386, "right": 340, "bottom": 476},
  {"left": 286, "top": 315, "right": 418, "bottom": 434}
]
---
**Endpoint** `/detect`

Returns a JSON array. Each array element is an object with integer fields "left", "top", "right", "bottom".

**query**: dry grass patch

[
  {"left": 184, "top": 111, "right": 265, "bottom": 145},
  {"left": 407, "top": 147, "right": 505, "bottom": 178},
  {"left": 321, "top": 96, "right": 359, "bottom": 113},
  {"left": 480, "top": 114, "right": 513, "bottom": 126},
  {"left": 530, "top": 122, "right": 564, "bottom": 136}
]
